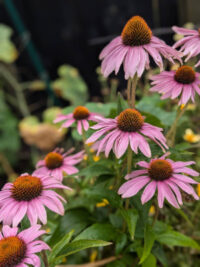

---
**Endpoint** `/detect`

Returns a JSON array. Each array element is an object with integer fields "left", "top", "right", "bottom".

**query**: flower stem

[
  {"left": 82, "top": 127, "right": 91, "bottom": 162},
  {"left": 127, "top": 75, "right": 138, "bottom": 109},
  {"left": 127, "top": 145, "right": 133, "bottom": 174},
  {"left": 131, "top": 75, "right": 138, "bottom": 109},
  {"left": 127, "top": 78, "right": 132, "bottom": 107},
  {"left": 41, "top": 250, "right": 49, "bottom": 267},
  {"left": 151, "top": 204, "right": 159, "bottom": 227},
  {"left": 166, "top": 103, "right": 189, "bottom": 147},
  {"left": 125, "top": 146, "right": 133, "bottom": 210}
]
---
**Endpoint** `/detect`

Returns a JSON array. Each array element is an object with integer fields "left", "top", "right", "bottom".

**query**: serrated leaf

[
  {"left": 139, "top": 225, "right": 156, "bottom": 264},
  {"left": 120, "top": 208, "right": 138, "bottom": 240},
  {"left": 156, "top": 230, "right": 200, "bottom": 250},
  {"left": 49, "top": 230, "right": 74, "bottom": 263}
]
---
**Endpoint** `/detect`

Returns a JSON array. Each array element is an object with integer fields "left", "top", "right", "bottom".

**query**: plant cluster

[{"left": 1, "top": 16, "right": 200, "bottom": 267}]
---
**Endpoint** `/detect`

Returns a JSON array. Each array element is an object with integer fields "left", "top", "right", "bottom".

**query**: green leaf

[
  {"left": 0, "top": 91, "right": 20, "bottom": 168},
  {"left": 78, "top": 161, "right": 113, "bottom": 178},
  {"left": 120, "top": 208, "right": 138, "bottom": 240},
  {"left": 48, "top": 209, "right": 91, "bottom": 247},
  {"left": 48, "top": 230, "right": 74, "bottom": 263},
  {"left": 55, "top": 240, "right": 111, "bottom": 263},
  {"left": 75, "top": 223, "right": 118, "bottom": 242},
  {"left": 117, "top": 92, "right": 128, "bottom": 114},
  {"left": 156, "top": 230, "right": 200, "bottom": 250},
  {"left": 0, "top": 24, "right": 18, "bottom": 63},
  {"left": 132, "top": 194, "right": 152, "bottom": 238},
  {"left": 84, "top": 185, "right": 122, "bottom": 208},
  {"left": 86, "top": 102, "right": 117, "bottom": 117},
  {"left": 136, "top": 94, "right": 176, "bottom": 126},
  {"left": 142, "top": 253, "right": 157, "bottom": 267},
  {"left": 139, "top": 225, "right": 156, "bottom": 264},
  {"left": 52, "top": 64, "right": 88, "bottom": 105},
  {"left": 152, "top": 243, "right": 168, "bottom": 266},
  {"left": 115, "top": 233, "right": 127, "bottom": 254}
]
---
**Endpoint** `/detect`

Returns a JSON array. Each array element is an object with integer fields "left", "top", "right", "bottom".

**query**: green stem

[
  {"left": 130, "top": 75, "right": 138, "bottom": 109},
  {"left": 0, "top": 64, "right": 30, "bottom": 117},
  {"left": 41, "top": 250, "right": 49, "bottom": 267},
  {"left": 166, "top": 103, "right": 189, "bottom": 147},
  {"left": 151, "top": 204, "right": 159, "bottom": 227},
  {"left": 82, "top": 127, "right": 91, "bottom": 163},
  {"left": 127, "top": 145, "right": 133, "bottom": 174},
  {"left": 127, "top": 78, "right": 132, "bottom": 107},
  {"left": 192, "top": 201, "right": 200, "bottom": 222},
  {"left": 125, "top": 146, "right": 133, "bottom": 210},
  {"left": 127, "top": 75, "right": 138, "bottom": 109}
]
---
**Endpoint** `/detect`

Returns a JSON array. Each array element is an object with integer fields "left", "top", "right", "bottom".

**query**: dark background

[{"left": 0, "top": 0, "right": 199, "bottom": 96}]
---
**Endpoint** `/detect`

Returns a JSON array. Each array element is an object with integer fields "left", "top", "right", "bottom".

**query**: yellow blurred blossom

[
  {"left": 93, "top": 155, "right": 100, "bottom": 162},
  {"left": 170, "top": 63, "right": 180, "bottom": 71},
  {"left": 149, "top": 205, "right": 155, "bottom": 216},
  {"left": 183, "top": 129, "right": 200, "bottom": 143},
  {"left": 180, "top": 104, "right": 196, "bottom": 111},
  {"left": 96, "top": 198, "right": 109, "bottom": 208},
  {"left": 87, "top": 142, "right": 94, "bottom": 147},
  {"left": 90, "top": 250, "right": 98, "bottom": 262},
  {"left": 62, "top": 257, "right": 67, "bottom": 263},
  {"left": 83, "top": 155, "right": 88, "bottom": 161},
  {"left": 197, "top": 184, "right": 200, "bottom": 197},
  {"left": 109, "top": 185, "right": 113, "bottom": 190},
  {"left": 46, "top": 228, "right": 51, "bottom": 233},
  {"left": 90, "top": 148, "right": 95, "bottom": 153}
]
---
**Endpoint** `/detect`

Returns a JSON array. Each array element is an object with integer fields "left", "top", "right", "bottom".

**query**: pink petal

[{"left": 141, "top": 181, "right": 157, "bottom": 204}]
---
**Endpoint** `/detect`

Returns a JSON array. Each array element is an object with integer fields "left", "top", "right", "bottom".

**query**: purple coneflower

[
  {"left": 54, "top": 106, "right": 99, "bottom": 135},
  {"left": 0, "top": 172, "right": 71, "bottom": 226},
  {"left": 100, "top": 15, "right": 181, "bottom": 79},
  {"left": 0, "top": 224, "right": 49, "bottom": 267},
  {"left": 34, "top": 148, "right": 84, "bottom": 181},
  {"left": 118, "top": 154, "right": 199, "bottom": 208},
  {"left": 173, "top": 26, "right": 200, "bottom": 67},
  {"left": 150, "top": 66, "right": 200, "bottom": 105},
  {"left": 86, "top": 109, "right": 167, "bottom": 158}
]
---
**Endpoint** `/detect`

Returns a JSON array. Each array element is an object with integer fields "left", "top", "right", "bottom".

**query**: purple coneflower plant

[
  {"left": 100, "top": 15, "right": 181, "bottom": 79},
  {"left": 150, "top": 66, "right": 200, "bottom": 105},
  {"left": 0, "top": 172, "right": 71, "bottom": 226},
  {"left": 0, "top": 224, "right": 49, "bottom": 267},
  {"left": 86, "top": 109, "right": 167, "bottom": 158},
  {"left": 54, "top": 106, "right": 99, "bottom": 135},
  {"left": 173, "top": 26, "right": 200, "bottom": 67},
  {"left": 34, "top": 148, "right": 84, "bottom": 181},
  {"left": 118, "top": 154, "right": 199, "bottom": 208}
]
